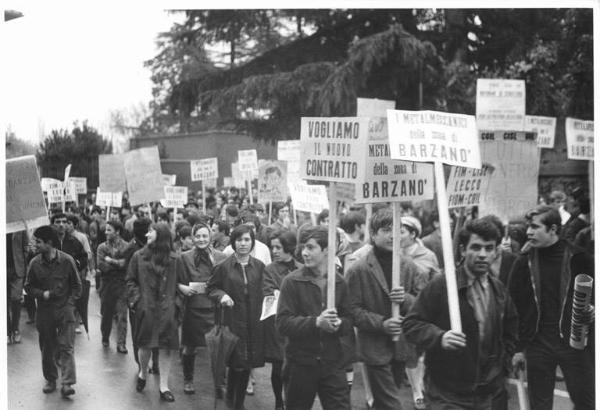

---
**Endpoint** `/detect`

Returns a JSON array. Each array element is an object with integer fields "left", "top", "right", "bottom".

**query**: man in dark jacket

[
  {"left": 25, "top": 225, "right": 82, "bottom": 398},
  {"left": 52, "top": 213, "right": 88, "bottom": 277},
  {"left": 347, "top": 208, "right": 421, "bottom": 410},
  {"left": 276, "top": 226, "right": 353, "bottom": 410},
  {"left": 509, "top": 205, "right": 594, "bottom": 410},
  {"left": 403, "top": 219, "right": 518, "bottom": 409}
]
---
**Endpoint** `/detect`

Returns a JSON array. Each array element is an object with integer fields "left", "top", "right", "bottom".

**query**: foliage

[
  {"left": 36, "top": 122, "right": 112, "bottom": 185},
  {"left": 5, "top": 131, "right": 37, "bottom": 159}
]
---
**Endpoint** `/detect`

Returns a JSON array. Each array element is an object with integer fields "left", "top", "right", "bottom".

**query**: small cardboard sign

[
  {"left": 163, "top": 186, "right": 188, "bottom": 208},
  {"left": 162, "top": 174, "right": 177, "bottom": 186},
  {"left": 524, "top": 115, "right": 556, "bottom": 149},
  {"left": 191, "top": 157, "right": 219, "bottom": 182},
  {"left": 258, "top": 161, "right": 288, "bottom": 203},
  {"left": 476, "top": 79, "right": 526, "bottom": 131},
  {"left": 289, "top": 181, "right": 329, "bottom": 214},
  {"left": 446, "top": 165, "right": 493, "bottom": 208},
  {"left": 565, "top": 118, "right": 594, "bottom": 160},
  {"left": 238, "top": 149, "right": 258, "bottom": 180}
]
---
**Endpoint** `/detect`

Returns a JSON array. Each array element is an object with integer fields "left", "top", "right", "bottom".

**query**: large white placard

[
  {"left": 565, "top": 118, "right": 594, "bottom": 160},
  {"left": 238, "top": 149, "right": 258, "bottom": 179},
  {"left": 356, "top": 98, "right": 395, "bottom": 117},
  {"left": 191, "top": 157, "right": 219, "bottom": 182},
  {"left": 446, "top": 165, "right": 493, "bottom": 209},
  {"left": 299, "top": 117, "right": 369, "bottom": 183},
  {"left": 356, "top": 116, "right": 434, "bottom": 204},
  {"left": 6, "top": 156, "right": 49, "bottom": 233},
  {"left": 231, "top": 162, "right": 247, "bottom": 189},
  {"left": 163, "top": 186, "right": 188, "bottom": 208},
  {"left": 289, "top": 181, "right": 329, "bottom": 214},
  {"left": 387, "top": 110, "right": 481, "bottom": 169},
  {"left": 99, "top": 153, "right": 127, "bottom": 192},
  {"left": 46, "top": 180, "right": 64, "bottom": 204},
  {"left": 524, "top": 115, "right": 556, "bottom": 149},
  {"left": 258, "top": 161, "right": 288, "bottom": 203},
  {"left": 124, "top": 146, "right": 164, "bottom": 206},
  {"left": 478, "top": 131, "right": 539, "bottom": 222},
  {"left": 476, "top": 79, "right": 526, "bottom": 131}
]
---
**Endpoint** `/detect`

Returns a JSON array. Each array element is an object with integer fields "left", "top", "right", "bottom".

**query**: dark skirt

[
  {"left": 263, "top": 316, "right": 284, "bottom": 362},
  {"left": 181, "top": 306, "right": 214, "bottom": 347},
  {"left": 134, "top": 306, "right": 179, "bottom": 350}
]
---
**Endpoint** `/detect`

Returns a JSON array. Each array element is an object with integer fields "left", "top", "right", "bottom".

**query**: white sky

[{"left": 1, "top": 3, "right": 183, "bottom": 144}]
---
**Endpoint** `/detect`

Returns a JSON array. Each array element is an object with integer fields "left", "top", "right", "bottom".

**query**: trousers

[
  {"left": 37, "top": 307, "right": 77, "bottom": 385},
  {"left": 283, "top": 361, "right": 350, "bottom": 410},
  {"left": 365, "top": 361, "right": 404, "bottom": 410},
  {"left": 100, "top": 278, "right": 128, "bottom": 346}
]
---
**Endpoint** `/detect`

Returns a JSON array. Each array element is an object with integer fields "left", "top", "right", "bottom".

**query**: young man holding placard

[
  {"left": 509, "top": 205, "right": 594, "bottom": 410},
  {"left": 276, "top": 226, "right": 353, "bottom": 410},
  {"left": 346, "top": 208, "right": 422, "bottom": 410},
  {"left": 403, "top": 219, "right": 518, "bottom": 409}
]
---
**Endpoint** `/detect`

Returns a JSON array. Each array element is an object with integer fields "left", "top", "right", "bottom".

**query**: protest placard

[
  {"left": 238, "top": 149, "right": 258, "bottom": 179},
  {"left": 356, "top": 116, "right": 434, "bottom": 204},
  {"left": 289, "top": 181, "right": 329, "bottom": 214},
  {"left": 6, "top": 156, "right": 49, "bottom": 233},
  {"left": 387, "top": 110, "right": 481, "bottom": 169},
  {"left": 99, "top": 153, "right": 126, "bottom": 192},
  {"left": 476, "top": 79, "right": 526, "bottom": 131},
  {"left": 478, "top": 131, "right": 540, "bottom": 222},
  {"left": 46, "top": 180, "right": 64, "bottom": 204},
  {"left": 223, "top": 177, "right": 234, "bottom": 187},
  {"left": 41, "top": 177, "right": 62, "bottom": 192},
  {"left": 446, "top": 165, "right": 493, "bottom": 208},
  {"left": 95, "top": 189, "right": 113, "bottom": 207},
  {"left": 68, "top": 177, "right": 87, "bottom": 194},
  {"left": 299, "top": 117, "right": 369, "bottom": 183},
  {"left": 356, "top": 98, "right": 395, "bottom": 117},
  {"left": 124, "top": 146, "right": 164, "bottom": 206},
  {"left": 163, "top": 186, "right": 188, "bottom": 208},
  {"left": 111, "top": 192, "right": 123, "bottom": 208},
  {"left": 565, "top": 118, "right": 594, "bottom": 160},
  {"left": 525, "top": 115, "right": 557, "bottom": 149},
  {"left": 258, "top": 161, "right": 288, "bottom": 203},
  {"left": 162, "top": 174, "right": 176, "bottom": 186},
  {"left": 278, "top": 140, "right": 301, "bottom": 185},
  {"left": 335, "top": 182, "right": 356, "bottom": 205},
  {"left": 65, "top": 181, "right": 78, "bottom": 202},
  {"left": 191, "top": 157, "right": 219, "bottom": 182},
  {"left": 231, "top": 162, "right": 247, "bottom": 189}
]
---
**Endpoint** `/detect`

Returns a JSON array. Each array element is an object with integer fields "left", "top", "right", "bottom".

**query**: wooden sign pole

[
  {"left": 268, "top": 200, "right": 273, "bottom": 225},
  {"left": 391, "top": 202, "right": 402, "bottom": 341},
  {"left": 364, "top": 204, "right": 373, "bottom": 243},
  {"left": 434, "top": 162, "right": 462, "bottom": 331},
  {"left": 202, "top": 183, "right": 206, "bottom": 214},
  {"left": 327, "top": 183, "right": 338, "bottom": 309}
]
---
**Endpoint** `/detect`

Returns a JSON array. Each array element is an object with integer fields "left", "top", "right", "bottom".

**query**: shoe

[
  {"left": 43, "top": 380, "right": 57, "bottom": 394},
  {"left": 246, "top": 382, "right": 254, "bottom": 395},
  {"left": 117, "top": 345, "right": 128, "bottom": 354},
  {"left": 75, "top": 327, "right": 82, "bottom": 334},
  {"left": 136, "top": 377, "right": 146, "bottom": 392},
  {"left": 12, "top": 331, "right": 21, "bottom": 343},
  {"left": 60, "top": 385, "right": 75, "bottom": 398},
  {"left": 414, "top": 397, "right": 426, "bottom": 410},
  {"left": 159, "top": 390, "right": 175, "bottom": 402},
  {"left": 183, "top": 381, "right": 195, "bottom": 394},
  {"left": 102, "top": 339, "right": 109, "bottom": 348}
]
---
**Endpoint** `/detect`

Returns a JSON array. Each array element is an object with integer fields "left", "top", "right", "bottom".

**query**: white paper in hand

[{"left": 260, "top": 290, "right": 280, "bottom": 321}]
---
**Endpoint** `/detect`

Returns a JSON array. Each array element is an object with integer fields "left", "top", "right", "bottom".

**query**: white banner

[
  {"left": 124, "top": 146, "right": 164, "bottom": 206},
  {"left": 96, "top": 189, "right": 113, "bottom": 207},
  {"left": 41, "top": 177, "right": 62, "bottom": 192},
  {"left": 356, "top": 97, "right": 395, "bottom": 117},
  {"left": 6, "top": 156, "right": 49, "bottom": 233},
  {"left": 46, "top": 180, "right": 64, "bottom": 204},
  {"left": 565, "top": 118, "right": 594, "bottom": 160},
  {"left": 524, "top": 115, "right": 556, "bottom": 149},
  {"left": 238, "top": 149, "right": 258, "bottom": 180},
  {"left": 476, "top": 79, "right": 526, "bottom": 131},
  {"left": 299, "top": 117, "right": 369, "bottom": 183},
  {"left": 191, "top": 157, "right": 219, "bottom": 182},
  {"left": 289, "top": 181, "right": 329, "bottom": 214},
  {"left": 231, "top": 162, "right": 247, "bottom": 188},
  {"left": 387, "top": 110, "right": 481, "bottom": 169},
  {"left": 163, "top": 186, "right": 188, "bottom": 208},
  {"left": 68, "top": 177, "right": 87, "bottom": 194}
]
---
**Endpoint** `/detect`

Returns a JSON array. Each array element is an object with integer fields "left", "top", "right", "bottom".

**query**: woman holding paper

[
  {"left": 207, "top": 224, "right": 266, "bottom": 410},
  {"left": 178, "top": 223, "right": 227, "bottom": 394},
  {"left": 263, "top": 231, "right": 302, "bottom": 410}
]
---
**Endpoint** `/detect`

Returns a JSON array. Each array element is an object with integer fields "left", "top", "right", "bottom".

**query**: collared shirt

[
  {"left": 222, "top": 239, "right": 272, "bottom": 265},
  {"left": 464, "top": 269, "right": 491, "bottom": 343},
  {"left": 97, "top": 237, "right": 129, "bottom": 278}
]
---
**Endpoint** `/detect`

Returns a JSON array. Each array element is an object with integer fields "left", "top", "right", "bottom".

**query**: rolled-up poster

[{"left": 569, "top": 274, "right": 594, "bottom": 350}]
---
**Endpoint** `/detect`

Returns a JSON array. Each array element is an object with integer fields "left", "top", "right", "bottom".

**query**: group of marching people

[{"left": 8, "top": 183, "right": 595, "bottom": 410}]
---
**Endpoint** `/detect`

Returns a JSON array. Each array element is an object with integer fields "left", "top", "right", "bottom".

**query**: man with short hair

[
  {"left": 403, "top": 219, "right": 518, "bottom": 409},
  {"left": 337, "top": 211, "right": 366, "bottom": 274},
  {"left": 52, "top": 213, "right": 88, "bottom": 279},
  {"left": 510, "top": 205, "right": 594, "bottom": 409},
  {"left": 549, "top": 190, "right": 570, "bottom": 225},
  {"left": 277, "top": 226, "right": 353, "bottom": 410},
  {"left": 347, "top": 208, "right": 422, "bottom": 410},
  {"left": 25, "top": 225, "right": 82, "bottom": 397}
]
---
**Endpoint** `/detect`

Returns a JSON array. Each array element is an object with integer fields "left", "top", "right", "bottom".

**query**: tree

[
  {"left": 36, "top": 122, "right": 112, "bottom": 188},
  {"left": 5, "top": 127, "right": 37, "bottom": 159}
]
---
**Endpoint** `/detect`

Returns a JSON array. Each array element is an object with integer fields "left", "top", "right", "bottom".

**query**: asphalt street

[{"left": 7, "top": 283, "right": 572, "bottom": 409}]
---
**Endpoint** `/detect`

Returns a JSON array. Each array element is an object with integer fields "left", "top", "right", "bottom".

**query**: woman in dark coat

[
  {"left": 263, "top": 231, "right": 302, "bottom": 410},
  {"left": 126, "top": 222, "right": 183, "bottom": 402},
  {"left": 178, "top": 223, "right": 227, "bottom": 394},
  {"left": 207, "top": 224, "right": 266, "bottom": 410}
]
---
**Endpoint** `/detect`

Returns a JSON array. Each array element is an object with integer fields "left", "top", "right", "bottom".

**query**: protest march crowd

[
  {"left": 6, "top": 182, "right": 595, "bottom": 410},
  {"left": 5, "top": 93, "right": 596, "bottom": 410}
]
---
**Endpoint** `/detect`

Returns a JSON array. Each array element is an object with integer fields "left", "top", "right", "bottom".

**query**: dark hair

[
  {"left": 271, "top": 230, "right": 297, "bottom": 255},
  {"left": 237, "top": 211, "right": 261, "bottom": 230},
  {"left": 525, "top": 205, "right": 561, "bottom": 235},
  {"left": 230, "top": 224, "right": 255, "bottom": 252},
  {"left": 33, "top": 225, "right": 59, "bottom": 247},
  {"left": 479, "top": 215, "right": 504, "bottom": 245},
  {"left": 213, "top": 220, "right": 230, "bottom": 236},
  {"left": 265, "top": 165, "right": 282, "bottom": 177},
  {"left": 147, "top": 222, "right": 173, "bottom": 265},
  {"left": 66, "top": 214, "right": 80, "bottom": 227},
  {"left": 174, "top": 220, "right": 191, "bottom": 236},
  {"left": 177, "top": 224, "right": 193, "bottom": 240},
  {"left": 317, "top": 209, "right": 329, "bottom": 224},
  {"left": 225, "top": 204, "right": 239, "bottom": 218},
  {"left": 192, "top": 222, "right": 211, "bottom": 236},
  {"left": 339, "top": 211, "right": 365, "bottom": 234},
  {"left": 106, "top": 220, "right": 123, "bottom": 236},
  {"left": 369, "top": 208, "right": 393, "bottom": 238},
  {"left": 51, "top": 212, "right": 68, "bottom": 224},
  {"left": 457, "top": 219, "right": 501, "bottom": 249},
  {"left": 133, "top": 217, "right": 152, "bottom": 243},
  {"left": 303, "top": 226, "right": 329, "bottom": 250},
  {"left": 91, "top": 206, "right": 102, "bottom": 215}
]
